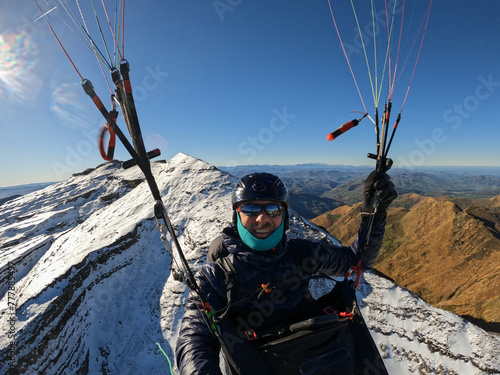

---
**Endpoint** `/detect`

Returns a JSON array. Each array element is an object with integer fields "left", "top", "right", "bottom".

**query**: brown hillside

[
  {"left": 312, "top": 204, "right": 362, "bottom": 244},
  {"left": 396, "top": 192, "right": 429, "bottom": 209},
  {"left": 447, "top": 194, "right": 500, "bottom": 211},
  {"left": 487, "top": 195, "right": 500, "bottom": 209},
  {"left": 310, "top": 194, "right": 500, "bottom": 329}
]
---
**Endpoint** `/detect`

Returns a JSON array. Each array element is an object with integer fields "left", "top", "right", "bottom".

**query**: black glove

[{"left": 361, "top": 170, "right": 398, "bottom": 222}]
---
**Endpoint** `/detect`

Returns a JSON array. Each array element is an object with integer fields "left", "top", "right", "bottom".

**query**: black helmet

[
  {"left": 232, "top": 172, "right": 289, "bottom": 209},
  {"left": 232, "top": 173, "right": 289, "bottom": 232}
]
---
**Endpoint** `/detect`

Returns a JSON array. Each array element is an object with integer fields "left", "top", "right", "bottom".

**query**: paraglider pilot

[{"left": 176, "top": 171, "right": 397, "bottom": 375}]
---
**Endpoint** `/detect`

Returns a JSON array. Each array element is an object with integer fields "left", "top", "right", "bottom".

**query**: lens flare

[{"left": 0, "top": 31, "right": 41, "bottom": 104}]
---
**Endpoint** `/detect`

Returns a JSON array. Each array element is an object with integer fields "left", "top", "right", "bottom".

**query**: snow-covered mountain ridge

[{"left": 1, "top": 153, "right": 499, "bottom": 374}]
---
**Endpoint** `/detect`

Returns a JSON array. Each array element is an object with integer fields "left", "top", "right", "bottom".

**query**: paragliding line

[
  {"left": 327, "top": 0, "right": 367, "bottom": 114},
  {"left": 389, "top": 0, "right": 405, "bottom": 97},
  {"left": 156, "top": 343, "right": 175, "bottom": 375},
  {"left": 350, "top": 0, "right": 377, "bottom": 107},
  {"left": 326, "top": 0, "right": 433, "bottom": 274},
  {"left": 100, "top": 0, "right": 125, "bottom": 62},
  {"left": 399, "top": 0, "right": 433, "bottom": 113},
  {"left": 35, "top": 1, "right": 238, "bottom": 368},
  {"left": 90, "top": 0, "right": 114, "bottom": 67},
  {"left": 34, "top": 0, "right": 83, "bottom": 80}
]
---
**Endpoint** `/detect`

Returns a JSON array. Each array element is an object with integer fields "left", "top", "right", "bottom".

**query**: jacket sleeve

[
  {"left": 176, "top": 265, "right": 277, "bottom": 375},
  {"left": 353, "top": 215, "right": 386, "bottom": 271},
  {"left": 175, "top": 268, "right": 224, "bottom": 375}
]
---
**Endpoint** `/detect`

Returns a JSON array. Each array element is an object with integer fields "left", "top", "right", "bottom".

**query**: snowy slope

[{"left": 0, "top": 153, "right": 499, "bottom": 374}]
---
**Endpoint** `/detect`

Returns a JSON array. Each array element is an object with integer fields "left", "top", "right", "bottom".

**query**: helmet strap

[{"left": 236, "top": 213, "right": 284, "bottom": 252}]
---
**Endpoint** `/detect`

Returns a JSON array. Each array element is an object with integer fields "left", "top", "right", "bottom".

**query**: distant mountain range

[
  {"left": 4, "top": 165, "right": 500, "bottom": 217},
  {"left": 220, "top": 163, "right": 500, "bottom": 178},
  {"left": 323, "top": 171, "right": 500, "bottom": 205},
  {"left": 221, "top": 165, "right": 500, "bottom": 218},
  {"left": 0, "top": 182, "right": 55, "bottom": 204}
]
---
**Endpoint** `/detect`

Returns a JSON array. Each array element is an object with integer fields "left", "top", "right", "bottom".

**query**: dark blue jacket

[{"left": 175, "top": 218, "right": 385, "bottom": 375}]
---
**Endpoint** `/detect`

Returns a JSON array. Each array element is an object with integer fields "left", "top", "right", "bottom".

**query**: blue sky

[{"left": 0, "top": 1, "right": 499, "bottom": 187}]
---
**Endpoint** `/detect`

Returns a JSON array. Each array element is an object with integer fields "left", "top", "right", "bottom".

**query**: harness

[
  {"left": 212, "top": 251, "right": 389, "bottom": 375},
  {"left": 215, "top": 255, "right": 343, "bottom": 337}
]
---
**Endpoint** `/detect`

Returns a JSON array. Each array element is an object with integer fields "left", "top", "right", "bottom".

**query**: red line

[
  {"left": 34, "top": 0, "right": 83, "bottom": 81},
  {"left": 121, "top": 0, "right": 126, "bottom": 58},
  {"left": 327, "top": 0, "right": 367, "bottom": 114},
  {"left": 384, "top": 0, "right": 393, "bottom": 100},
  {"left": 101, "top": 0, "right": 124, "bottom": 61},
  {"left": 400, "top": 0, "right": 433, "bottom": 112},
  {"left": 74, "top": 0, "right": 113, "bottom": 93},
  {"left": 390, "top": 0, "right": 405, "bottom": 95}
]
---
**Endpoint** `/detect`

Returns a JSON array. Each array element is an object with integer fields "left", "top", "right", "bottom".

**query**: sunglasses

[{"left": 238, "top": 204, "right": 283, "bottom": 218}]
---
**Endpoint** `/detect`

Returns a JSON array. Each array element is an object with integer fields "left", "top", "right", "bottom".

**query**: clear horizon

[{"left": 2, "top": 160, "right": 500, "bottom": 189}]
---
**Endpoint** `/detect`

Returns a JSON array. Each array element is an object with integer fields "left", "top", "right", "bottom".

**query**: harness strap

[
  {"left": 215, "top": 256, "right": 238, "bottom": 320},
  {"left": 345, "top": 260, "right": 363, "bottom": 289}
]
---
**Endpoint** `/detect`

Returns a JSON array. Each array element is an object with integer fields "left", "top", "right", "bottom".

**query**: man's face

[{"left": 237, "top": 200, "right": 284, "bottom": 239}]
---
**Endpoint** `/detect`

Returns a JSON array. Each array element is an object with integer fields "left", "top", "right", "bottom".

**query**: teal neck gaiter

[{"left": 236, "top": 213, "right": 284, "bottom": 252}]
